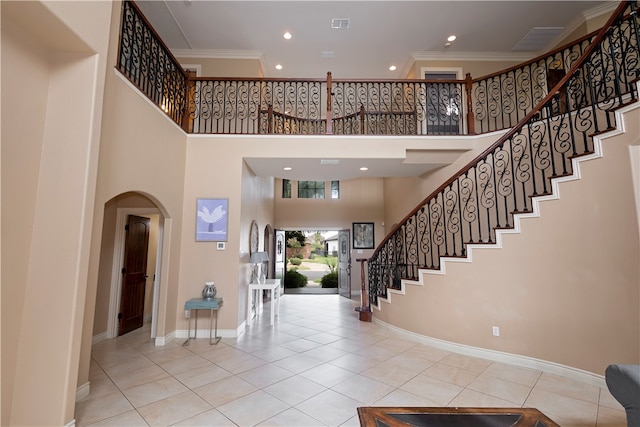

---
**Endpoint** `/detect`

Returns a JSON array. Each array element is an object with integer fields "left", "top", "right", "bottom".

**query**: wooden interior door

[
  {"left": 338, "top": 229, "right": 351, "bottom": 298},
  {"left": 119, "top": 215, "right": 150, "bottom": 336}
]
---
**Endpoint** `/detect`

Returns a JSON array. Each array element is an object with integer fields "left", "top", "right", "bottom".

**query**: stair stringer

[{"left": 372, "top": 89, "right": 640, "bottom": 312}]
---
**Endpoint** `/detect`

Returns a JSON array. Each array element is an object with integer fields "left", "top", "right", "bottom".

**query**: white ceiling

[
  {"left": 137, "top": 0, "right": 613, "bottom": 79},
  {"left": 137, "top": 0, "right": 614, "bottom": 181}
]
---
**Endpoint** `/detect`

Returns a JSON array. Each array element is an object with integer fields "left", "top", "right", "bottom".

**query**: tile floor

[{"left": 76, "top": 294, "right": 626, "bottom": 426}]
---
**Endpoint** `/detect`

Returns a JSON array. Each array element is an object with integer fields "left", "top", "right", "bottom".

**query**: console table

[
  {"left": 182, "top": 297, "right": 223, "bottom": 346},
  {"left": 247, "top": 279, "right": 280, "bottom": 326}
]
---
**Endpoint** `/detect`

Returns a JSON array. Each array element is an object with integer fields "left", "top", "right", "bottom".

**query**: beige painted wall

[
  {"left": 177, "top": 57, "right": 263, "bottom": 77},
  {"left": 1, "top": 1, "right": 112, "bottom": 424},
  {"left": 376, "top": 108, "right": 640, "bottom": 374}
]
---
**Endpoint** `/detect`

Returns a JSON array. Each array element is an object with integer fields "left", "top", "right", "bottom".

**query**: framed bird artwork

[{"left": 196, "top": 198, "right": 229, "bottom": 241}]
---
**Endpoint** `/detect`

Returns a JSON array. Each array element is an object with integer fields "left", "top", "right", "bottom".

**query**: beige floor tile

[
  {"left": 136, "top": 391, "right": 211, "bottom": 427},
  {"left": 109, "top": 364, "right": 169, "bottom": 390},
  {"left": 525, "top": 387, "right": 598, "bottom": 427},
  {"left": 423, "top": 362, "right": 479, "bottom": 387},
  {"left": 329, "top": 353, "right": 380, "bottom": 373},
  {"left": 361, "top": 363, "right": 420, "bottom": 387},
  {"left": 122, "top": 376, "right": 188, "bottom": 408},
  {"left": 534, "top": 372, "right": 601, "bottom": 404},
  {"left": 84, "top": 409, "right": 148, "bottom": 427},
  {"left": 173, "top": 363, "right": 233, "bottom": 389},
  {"left": 172, "top": 408, "right": 235, "bottom": 426},
  {"left": 263, "top": 375, "right": 327, "bottom": 406},
  {"left": 596, "top": 405, "right": 627, "bottom": 427},
  {"left": 447, "top": 388, "right": 517, "bottom": 407},
  {"left": 257, "top": 407, "right": 324, "bottom": 426},
  {"left": 214, "top": 351, "right": 267, "bottom": 374},
  {"left": 80, "top": 295, "right": 610, "bottom": 427},
  {"left": 238, "top": 363, "right": 295, "bottom": 388},
  {"left": 400, "top": 373, "right": 464, "bottom": 405},
  {"left": 373, "top": 389, "right": 441, "bottom": 407},
  {"left": 157, "top": 353, "right": 211, "bottom": 375},
  {"left": 75, "top": 391, "right": 134, "bottom": 426},
  {"left": 332, "top": 374, "right": 396, "bottom": 404},
  {"left": 482, "top": 362, "right": 542, "bottom": 387},
  {"left": 296, "top": 389, "right": 364, "bottom": 426},
  {"left": 300, "top": 363, "right": 356, "bottom": 388},
  {"left": 440, "top": 353, "right": 493, "bottom": 373},
  {"left": 273, "top": 353, "right": 325, "bottom": 374},
  {"left": 467, "top": 373, "right": 533, "bottom": 405},
  {"left": 217, "top": 390, "right": 291, "bottom": 426},
  {"left": 193, "top": 375, "right": 257, "bottom": 407}
]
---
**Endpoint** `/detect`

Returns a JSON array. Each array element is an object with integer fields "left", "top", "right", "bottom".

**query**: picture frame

[
  {"left": 352, "top": 222, "right": 374, "bottom": 249},
  {"left": 196, "top": 198, "right": 228, "bottom": 242}
]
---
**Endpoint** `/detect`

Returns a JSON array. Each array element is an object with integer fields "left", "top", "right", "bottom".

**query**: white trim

[
  {"left": 64, "top": 420, "right": 76, "bottom": 427},
  {"left": 421, "top": 67, "right": 463, "bottom": 80},
  {"left": 91, "top": 331, "right": 107, "bottom": 345},
  {"left": 180, "top": 63, "right": 202, "bottom": 77},
  {"left": 75, "top": 382, "right": 90, "bottom": 402},
  {"left": 373, "top": 317, "right": 607, "bottom": 388}
]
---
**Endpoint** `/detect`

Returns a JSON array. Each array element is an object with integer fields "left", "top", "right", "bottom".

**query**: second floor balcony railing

[{"left": 117, "top": 0, "right": 637, "bottom": 138}]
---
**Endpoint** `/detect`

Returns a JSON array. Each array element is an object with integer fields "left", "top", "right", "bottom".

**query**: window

[
  {"left": 298, "top": 181, "right": 325, "bottom": 199},
  {"left": 331, "top": 181, "right": 340, "bottom": 199},
  {"left": 282, "top": 179, "right": 291, "bottom": 198},
  {"left": 422, "top": 68, "right": 463, "bottom": 135}
]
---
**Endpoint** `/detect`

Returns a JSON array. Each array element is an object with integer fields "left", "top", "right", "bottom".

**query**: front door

[
  {"left": 338, "top": 229, "right": 351, "bottom": 298},
  {"left": 119, "top": 215, "right": 150, "bottom": 336}
]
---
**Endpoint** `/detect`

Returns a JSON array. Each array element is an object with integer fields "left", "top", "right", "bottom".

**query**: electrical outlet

[
  {"left": 492, "top": 326, "right": 500, "bottom": 336},
  {"left": 185, "top": 310, "right": 190, "bottom": 319}
]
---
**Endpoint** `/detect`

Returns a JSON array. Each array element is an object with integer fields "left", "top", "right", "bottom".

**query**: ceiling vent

[
  {"left": 331, "top": 18, "right": 350, "bottom": 29},
  {"left": 512, "top": 27, "right": 565, "bottom": 51},
  {"left": 321, "top": 51, "right": 335, "bottom": 58},
  {"left": 321, "top": 159, "right": 340, "bottom": 165}
]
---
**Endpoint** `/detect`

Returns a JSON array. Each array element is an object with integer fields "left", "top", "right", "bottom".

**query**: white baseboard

[
  {"left": 373, "top": 317, "right": 607, "bottom": 388},
  {"left": 75, "top": 381, "right": 90, "bottom": 402},
  {"left": 91, "top": 332, "right": 108, "bottom": 345},
  {"left": 64, "top": 419, "right": 76, "bottom": 427}
]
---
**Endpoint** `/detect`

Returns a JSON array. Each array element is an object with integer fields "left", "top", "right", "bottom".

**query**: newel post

[
  {"left": 326, "top": 71, "right": 333, "bottom": 134},
  {"left": 181, "top": 69, "right": 196, "bottom": 132},
  {"left": 355, "top": 258, "right": 372, "bottom": 322},
  {"left": 464, "top": 72, "right": 475, "bottom": 135}
]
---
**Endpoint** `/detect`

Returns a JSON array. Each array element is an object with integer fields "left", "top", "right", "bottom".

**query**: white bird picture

[{"left": 198, "top": 204, "right": 226, "bottom": 233}]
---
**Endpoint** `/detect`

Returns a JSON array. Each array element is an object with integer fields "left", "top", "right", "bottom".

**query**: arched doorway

[{"left": 96, "top": 192, "right": 171, "bottom": 342}]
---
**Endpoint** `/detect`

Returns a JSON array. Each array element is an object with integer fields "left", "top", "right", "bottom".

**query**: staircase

[{"left": 367, "top": 1, "right": 640, "bottom": 309}]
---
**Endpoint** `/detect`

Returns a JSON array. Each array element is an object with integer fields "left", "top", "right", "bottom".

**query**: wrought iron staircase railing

[
  {"left": 366, "top": 1, "right": 640, "bottom": 306},
  {"left": 116, "top": 0, "right": 636, "bottom": 138}
]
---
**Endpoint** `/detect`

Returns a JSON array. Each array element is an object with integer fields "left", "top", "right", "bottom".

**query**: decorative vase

[{"left": 202, "top": 282, "right": 216, "bottom": 300}]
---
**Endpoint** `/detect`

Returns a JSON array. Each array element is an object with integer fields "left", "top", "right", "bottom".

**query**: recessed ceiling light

[
  {"left": 360, "top": 167, "right": 368, "bottom": 171},
  {"left": 283, "top": 32, "right": 292, "bottom": 40},
  {"left": 283, "top": 167, "right": 292, "bottom": 171},
  {"left": 275, "top": 64, "right": 283, "bottom": 70},
  {"left": 444, "top": 42, "right": 452, "bottom": 48},
  {"left": 389, "top": 65, "right": 397, "bottom": 71},
  {"left": 447, "top": 35, "right": 457, "bottom": 42}
]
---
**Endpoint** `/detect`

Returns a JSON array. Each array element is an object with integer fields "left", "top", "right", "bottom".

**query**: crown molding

[
  {"left": 411, "top": 51, "right": 533, "bottom": 62},
  {"left": 583, "top": 1, "right": 618, "bottom": 21}
]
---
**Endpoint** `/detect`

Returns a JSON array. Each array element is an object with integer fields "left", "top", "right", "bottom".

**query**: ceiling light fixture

[
  {"left": 389, "top": 65, "right": 397, "bottom": 71},
  {"left": 360, "top": 167, "right": 368, "bottom": 171},
  {"left": 447, "top": 35, "right": 457, "bottom": 42},
  {"left": 283, "top": 32, "right": 292, "bottom": 40},
  {"left": 275, "top": 64, "right": 283, "bottom": 70},
  {"left": 283, "top": 167, "right": 292, "bottom": 171}
]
